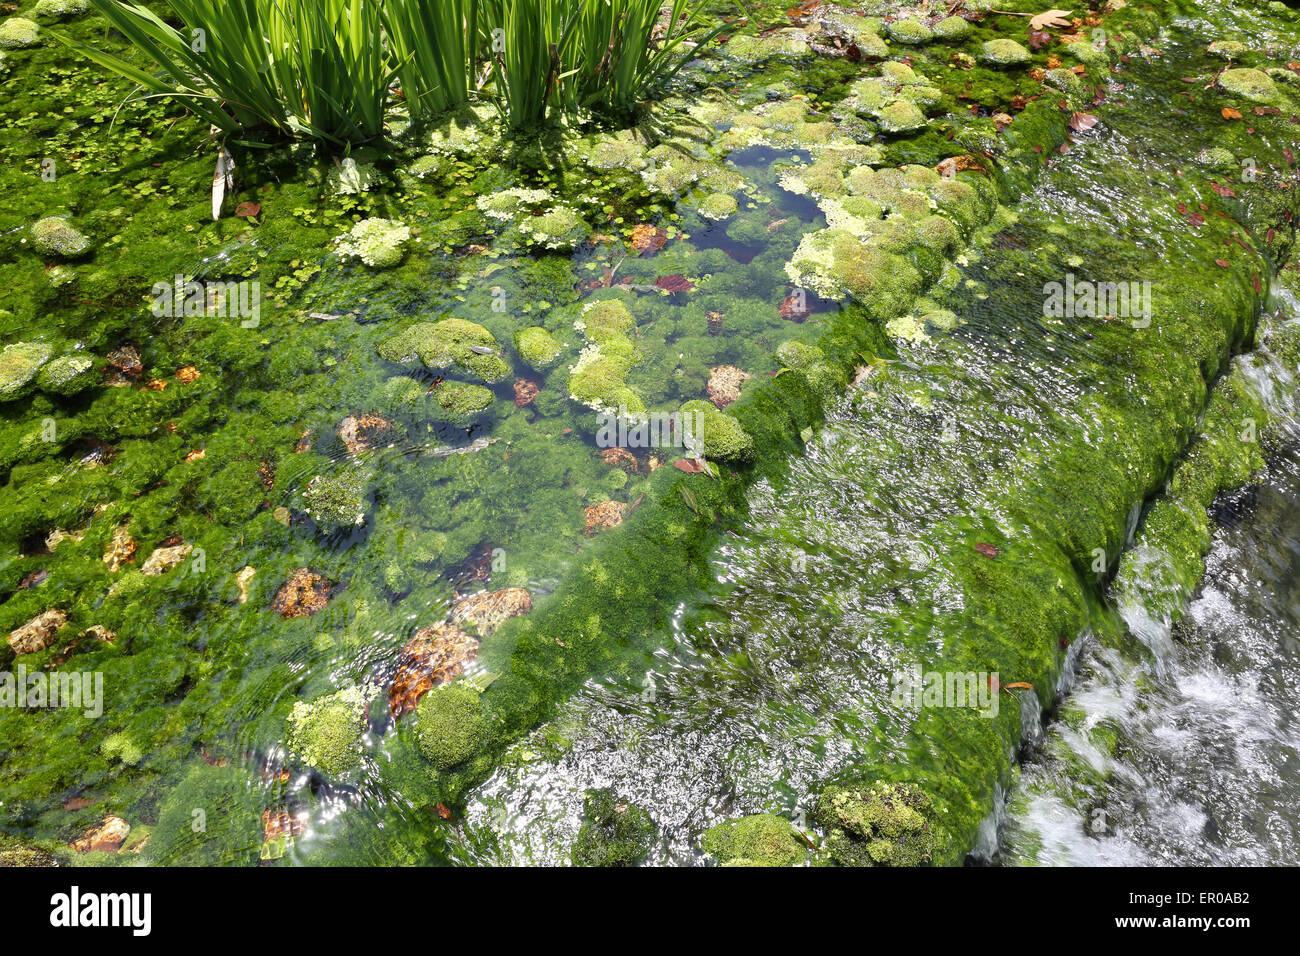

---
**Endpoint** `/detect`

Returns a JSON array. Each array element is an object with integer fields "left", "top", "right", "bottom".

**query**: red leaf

[
  {"left": 673, "top": 458, "right": 706, "bottom": 474},
  {"left": 1214, "top": 259, "right": 1230, "bottom": 268},
  {"left": 655, "top": 275, "right": 695, "bottom": 293},
  {"left": 235, "top": 201, "right": 261, "bottom": 218},
  {"left": 974, "top": 543, "right": 999, "bottom": 558},
  {"left": 1221, "top": 107, "right": 1242, "bottom": 120},
  {"left": 1068, "top": 112, "right": 1098, "bottom": 132}
]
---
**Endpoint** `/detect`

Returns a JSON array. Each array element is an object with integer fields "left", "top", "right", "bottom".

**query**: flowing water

[{"left": 449, "top": 24, "right": 1300, "bottom": 866}]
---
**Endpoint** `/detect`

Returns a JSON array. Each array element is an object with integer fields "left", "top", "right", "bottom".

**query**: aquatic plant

[
  {"left": 702, "top": 813, "right": 805, "bottom": 867},
  {"left": 571, "top": 788, "right": 656, "bottom": 866},
  {"left": 65, "top": 0, "right": 400, "bottom": 143}
]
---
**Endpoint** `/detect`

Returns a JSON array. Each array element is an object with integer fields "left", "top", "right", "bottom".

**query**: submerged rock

[
  {"left": 514, "top": 326, "right": 564, "bottom": 369},
  {"left": 583, "top": 500, "right": 627, "bottom": 533},
  {"left": 0, "top": 342, "right": 53, "bottom": 401},
  {"left": 36, "top": 353, "right": 95, "bottom": 396},
  {"left": 7, "top": 608, "right": 68, "bottom": 655},
  {"left": 428, "top": 380, "right": 495, "bottom": 425},
  {"left": 885, "top": 17, "right": 932, "bottom": 45},
  {"left": 707, "top": 364, "right": 750, "bottom": 408},
  {"left": 0, "top": 17, "right": 40, "bottom": 49},
  {"left": 389, "top": 622, "right": 479, "bottom": 718},
  {"left": 70, "top": 815, "right": 130, "bottom": 854},
  {"left": 980, "top": 38, "right": 1032, "bottom": 67},
  {"left": 378, "top": 318, "right": 509, "bottom": 383},
  {"left": 30, "top": 216, "right": 88, "bottom": 257},
  {"left": 450, "top": 587, "right": 533, "bottom": 637},
  {"left": 702, "top": 813, "right": 806, "bottom": 867},
  {"left": 572, "top": 789, "right": 656, "bottom": 867},
  {"left": 414, "top": 683, "right": 486, "bottom": 768},
  {"left": 337, "top": 413, "right": 395, "bottom": 455},
  {"left": 1217, "top": 67, "right": 1278, "bottom": 102},
  {"left": 286, "top": 685, "right": 368, "bottom": 778},
  {"left": 271, "top": 568, "right": 333, "bottom": 618},
  {"left": 814, "top": 781, "right": 944, "bottom": 866},
  {"left": 140, "top": 540, "right": 192, "bottom": 575},
  {"left": 32, "top": 0, "right": 89, "bottom": 19},
  {"left": 102, "top": 522, "right": 136, "bottom": 572},
  {"left": 302, "top": 468, "right": 370, "bottom": 530}
]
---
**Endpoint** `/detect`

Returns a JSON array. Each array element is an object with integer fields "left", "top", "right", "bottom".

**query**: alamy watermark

[
  {"left": 891, "top": 664, "right": 999, "bottom": 719},
  {"left": 1, "top": 665, "right": 103, "bottom": 718},
  {"left": 151, "top": 275, "right": 261, "bottom": 328},
  {"left": 1043, "top": 273, "right": 1152, "bottom": 328},
  {"left": 595, "top": 406, "right": 704, "bottom": 457}
]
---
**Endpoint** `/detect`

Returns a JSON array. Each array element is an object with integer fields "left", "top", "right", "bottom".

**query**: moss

[
  {"left": 428, "top": 380, "right": 494, "bottom": 424},
  {"left": 814, "top": 781, "right": 944, "bottom": 866},
  {"left": 521, "top": 205, "right": 590, "bottom": 251},
  {"left": 335, "top": 217, "right": 410, "bottom": 268},
  {"left": 1217, "top": 67, "right": 1278, "bottom": 103},
  {"left": 572, "top": 788, "right": 656, "bottom": 867},
  {"left": 301, "top": 467, "right": 370, "bottom": 530},
  {"left": 875, "top": 99, "right": 928, "bottom": 134},
  {"left": 32, "top": 0, "right": 89, "bottom": 18},
  {"left": 980, "top": 39, "right": 1031, "bottom": 67},
  {"left": 697, "top": 192, "right": 739, "bottom": 221},
  {"left": 885, "top": 17, "right": 932, "bottom": 45},
  {"left": 680, "top": 399, "right": 755, "bottom": 465},
  {"left": 514, "top": 326, "right": 564, "bottom": 369},
  {"left": 1206, "top": 40, "right": 1246, "bottom": 60},
  {"left": 377, "top": 318, "right": 510, "bottom": 383},
  {"left": 35, "top": 353, "right": 95, "bottom": 396},
  {"left": 702, "top": 813, "right": 805, "bottom": 867},
  {"left": 414, "top": 683, "right": 486, "bottom": 769},
  {"left": 148, "top": 764, "right": 261, "bottom": 866},
  {"left": 0, "top": 342, "right": 53, "bottom": 401},
  {"left": 776, "top": 339, "right": 840, "bottom": 395},
  {"left": 786, "top": 228, "right": 921, "bottom": 309},
  {"left": 100, "top": 731, "right": 143, "bottom": 766},
  {"left": 0, "top": 17, "right": 39, "bottom": 48},
  {"left": 30, "top": 216, "right": 89, "bottom": 257},
  {"left": 931, "top": 16, "right": 973, "bottom": 42},
  {"left": 286, "top": 685, "right": 367, "bottom": 778}
]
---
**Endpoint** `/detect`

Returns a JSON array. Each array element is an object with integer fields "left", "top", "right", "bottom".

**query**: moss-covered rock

[
  {"left": 301, "top": 467, "right": 370, "bottom": 530},
  {"left": 335, "top": 217, "right": 410, "bottom": 268},
  {"left": 428, "top": 380, "right": 494, "bottom": 424},
  {"left": 520, "top": 205, "right": 590, "bottom": 251},
  {"left": 1217, "top": 67, "right": 1278, "bottom": 103},
  {"left": 885, "top": 17, "right": 932, "bottom": 44},
  {"left": 414, "top": 683, "right": 486, "bottom": 769},
  {"left": 698, "top": 192, "right": 739, "bottom": 221},
  {"left": 0, "top": 342, "right": 53, "bottom": 401},
  {"left": 286, "top": 685, "right": 368, "bottom": 778},
  {"left": 30, "top": 216, "right": 89, "bottom": 257},
  {"left": 776, "top": 339, "right": 840, "bottom": 395},
  {"left": 35, "top": 353, "right": 95, "bottom": 396},
  {"left": 702, "top": 813, "right": 805, "bottom": 867},
  {"left": 1206, "top": 39, "right": 1246, "bottom": 60},
  {"left": 814, "top": 781, "right": 943, "bottom": 866},
  {"left": 931, "top": 16, "right": 973, "bottom": 42},
  {"left": 568, "top": 297, "right": 645, "bottom": 413},
  {"left": 980, "top": 38, "right": 1031, "bottom": 67},
  {"left": 572, "top": 788, "right": 656, "bottom": 867},
  {"left": 32, "top": 0, "right": 89, "bottom": 20},
  {"left": 680, "top": 399, "right": 755, "bottom": 465},
  {"left": 514, "top": 326, "right": 564, "bottom": 369},
  {"left": 377, "top": 318, "right": 510, "bottom": 383},
  {"left": 0, "top": 17, "right": 39, "bottom": 48}
]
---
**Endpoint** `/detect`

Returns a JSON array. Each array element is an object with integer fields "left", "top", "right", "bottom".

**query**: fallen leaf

[
  {"left": 655, "top": 274, "right": 695, "bottom": 293},
  {"left": 1029, "top": 9, "right": 1073, "bottom": 31},
  {"left": 1221, "top": 107, "right": 1242, "bottom": 120},
  {"left": 176, "top": 366, "right": 201, "bottom": 384},
  {"left": 235, "top": 201, "right": 261, "bottom": 219},
  {"left": 630, "top": 223, "right": 667, "bottom": 254},
  {"left": 673, "top": 458, "right": 706, "bottom": 474},
  {"left": 1004, "top": 681, "right": 1035, "bottom": 690},
  {"left": 436, "top": 803, "right": 453, "bottom": 820},
  {"left": 1068, "top": 112, "right": 1098, "bottom": 131},
  {"left": 974, "top": 542, "right": 1000, "bottom": 558}
]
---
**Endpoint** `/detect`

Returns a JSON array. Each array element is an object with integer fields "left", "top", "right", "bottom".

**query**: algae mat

[{"left": 0, "top": 0, "right": 1298, "bottom": 866}]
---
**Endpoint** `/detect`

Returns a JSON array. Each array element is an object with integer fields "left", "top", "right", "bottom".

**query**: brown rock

[
  {"left": 103, "top": 522, "right": 136, "bottom": 572},
  {"left": 450, "top": 587, "right": 533, "bottom": 638},
  {"left": 8, "top": 609, "right": 68, "bottom": 655},
  {"left": 513, "top": 379, "right": 541, "bottom": 408},
  {"left": 71, "top": 815, "right": 130, "bottom": 854},
  {"left": 271, "top": 568, "right": 333, "bottom": 619},
  {"left": 338, "top": 414, "right": 395, "bottom": 455},
  {"left": 80, "top": 625, "right": 116, "bottom": 643},
  {"left": 600, "top": 447, "right": 639, "bottom": 473},
  {"left": 389, "top": 622, "right": 480, "bottom": 717},
  {"left": 584, "top": 500, "right": 627, "bottom": 534},
  {"left": 707, "top": 365, "right": 750, "bottom": 409},
  {"left": 140, "top": 541, "right": 192, "bottom": 575},
  {"left": 103, "top": 346, "right": 142, "bottom": 386}
]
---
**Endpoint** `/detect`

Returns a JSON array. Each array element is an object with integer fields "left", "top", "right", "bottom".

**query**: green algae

[
  {"left": 572, "top": 788, "right": 656, "bottom": 867},
  {"left": 702, "top": 813, "right": 806, "bottom": 867},
  {"left": 286, "top": 685, "right": 369, "bottom": 778},
  {"left": 415, "top": 684, "right": 487, "bottom": 770}
]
